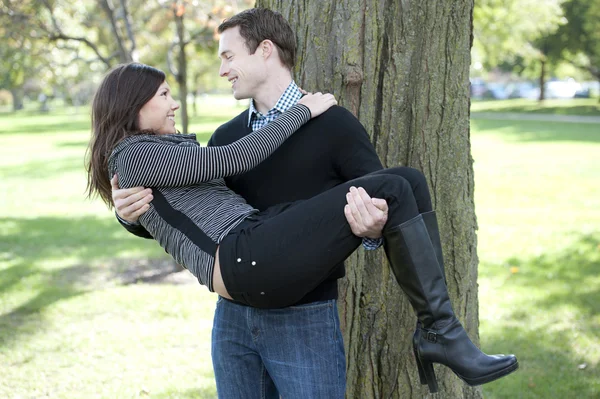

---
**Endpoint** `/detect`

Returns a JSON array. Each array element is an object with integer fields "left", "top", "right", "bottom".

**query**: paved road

[{"left": 471, "top": 112, "right": 600, "bottom": 124}]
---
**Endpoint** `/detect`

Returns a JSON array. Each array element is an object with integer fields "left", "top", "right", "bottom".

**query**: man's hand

[
  {"left": 344, "top": 186, "right": 388, "bottom": 239},
  {"left": 111, "top": 175, "right": 153, "bottom": 224}
]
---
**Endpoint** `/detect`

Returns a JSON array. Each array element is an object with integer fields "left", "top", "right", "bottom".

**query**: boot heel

[
  {"left": 421, "top": 360, "right": 439, "bottom": 393},
  {"left": 413, "top": 331, "right": 427, "bottom": 385},
  {"left": 414, "top": 345, "right": 427, "bottom": 385}
]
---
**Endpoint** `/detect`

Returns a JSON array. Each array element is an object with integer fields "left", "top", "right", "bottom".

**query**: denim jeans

[{"left": 211, "top": 297, "right": 346, "bottom": 398}]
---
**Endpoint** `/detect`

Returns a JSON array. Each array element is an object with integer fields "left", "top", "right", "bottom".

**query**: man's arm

[
  {"left": 327, "top": 107, "right": 388, "bottom": 242},
  {"left": 112, "top": 175, "right": 154, "bottom": 239}
]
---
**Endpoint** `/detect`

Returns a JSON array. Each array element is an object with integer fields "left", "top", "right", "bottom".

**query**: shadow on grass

[
  {"left": 0, "top": 265, "right": 89, "bottom": 346},
  {"left": 0, "top": 119, "right": 90, "bottom": 136},
  {"left": 153, "top": 386, "right": 217, "bottom": 399},
  {"left": 474, "top": 104, "right": 600, "bottom": 117},
  {"left": 54, "top": 140, "right": 90, "bottom": 149},
  {"left": 0, "top": 215, "right": 163, "bottom": 348},
  {"left": 471, "top": 119, "right": 600, "bottom": 144},
  {"left": 505, "top": 233, "right": 599, "bottom": 316},
  {"left": 0, "top": 216, "right": 161, "bottom": 283},
  {"left": 2, "top": 156, "right": 85, "bottom": 179},
  {"left": 481, "top": 232, "right": 600, "bottom": 398},
  {"left": 471, "top": 99, "right": 600, "bottom": 117}
]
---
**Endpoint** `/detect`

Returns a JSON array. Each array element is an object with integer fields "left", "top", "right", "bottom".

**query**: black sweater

[{"left": 209, "top": 105, "right": 383, "bottom": 304}]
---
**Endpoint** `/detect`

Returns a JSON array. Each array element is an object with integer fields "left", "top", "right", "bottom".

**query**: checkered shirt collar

[{"left": 247, "top": 81, "right": 303, "bottom": 127}]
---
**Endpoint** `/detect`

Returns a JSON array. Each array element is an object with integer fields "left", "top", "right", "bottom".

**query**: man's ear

[{"left": 259, "top": 39, "right": 275, "bottom": 59}]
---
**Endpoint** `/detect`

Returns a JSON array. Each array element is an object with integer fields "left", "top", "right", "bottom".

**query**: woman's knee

[{"left": 364, "top": 174, "right": 413, "bottom": 200}]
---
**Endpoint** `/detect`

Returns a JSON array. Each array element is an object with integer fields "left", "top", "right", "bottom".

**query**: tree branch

[
  {"left": 48, "top": 33, "right": 113, "bottom": 68},
  {"left": 99, "top": 0, "right": 132, "bottom": 63},
  {"left": 119, "top": 0, "right": 138, "bottom": 61},
  {"left": 41, "top": 0, "right": 113, "bottom": 68}
]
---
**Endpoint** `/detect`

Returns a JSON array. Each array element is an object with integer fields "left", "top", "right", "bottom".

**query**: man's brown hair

[{"left": 218, "top": 8, "right": 296, "bottom": 70}]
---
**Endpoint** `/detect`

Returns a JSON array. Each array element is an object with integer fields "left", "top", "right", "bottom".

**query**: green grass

[
  {"left": 471, "top": 98, "right": 600, "bottom": 116},
  {"left": 472, "top": 118, "right": 600, "bottom": 398},
  {"left": 1, "top": 99, "right": 599, "bottom": 398}
]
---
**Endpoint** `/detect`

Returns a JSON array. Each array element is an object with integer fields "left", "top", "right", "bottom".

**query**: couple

[{"left": 87, "top": 8, "right": 517, "bottom": 398}]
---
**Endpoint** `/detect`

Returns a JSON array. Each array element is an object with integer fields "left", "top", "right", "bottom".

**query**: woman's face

[{"left": 138, "top": 81, "right": 180, "bottom": 134}]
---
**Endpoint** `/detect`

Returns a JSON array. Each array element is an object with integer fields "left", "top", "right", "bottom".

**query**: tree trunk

[
  {"left": 119, "top": 0, "right": 138, "bottom": 61},
  {"left": 539, "top": 58, "right": 546, "bottom": 102},
  {"left": 99, "top": 0, "right": 133, "bottom": 63},
  {"left": 10, "top": 87, "right": 24, "bottom": 111},
  {"left": 256, "top": 1, "right": 480, "bottom": 398},
  {"left": 171, "top": 2, "right": 189, "bottom": 134}
]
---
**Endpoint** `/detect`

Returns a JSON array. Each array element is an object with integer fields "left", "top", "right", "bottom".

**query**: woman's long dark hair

[{"left": 86, "top": 63, "right": 166, "bottom": 207}]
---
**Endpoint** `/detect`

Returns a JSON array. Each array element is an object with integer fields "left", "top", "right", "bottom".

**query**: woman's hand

[{"left": 298, "top": 92, "right": 337, "bottom": 118}]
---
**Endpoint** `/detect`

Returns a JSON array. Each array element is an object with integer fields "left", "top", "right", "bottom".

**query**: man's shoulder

[
  {"left": 215, "top": 109, "right": 249, "bottom": 132},
  {"left": 320, "top": 105, "right": 357, "bottom": 120},
  {"left": 210, "top": 109, "right": 249, "bottom": 145},
  {"left": 307, "top": 105, "right": 368, "bottom": 138}
]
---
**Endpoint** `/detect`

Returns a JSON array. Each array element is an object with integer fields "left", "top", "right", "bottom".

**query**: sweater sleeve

[
  {"left": 116, "top": 104, "right": 311, "bottom": 188},
  {"left": 330, "top": 107, "right": 383, "bottom": 179}
]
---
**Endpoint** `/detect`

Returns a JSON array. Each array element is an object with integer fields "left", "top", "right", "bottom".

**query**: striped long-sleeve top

[{"left": 107, "top": 104, "right": 311, "bottom": 291}]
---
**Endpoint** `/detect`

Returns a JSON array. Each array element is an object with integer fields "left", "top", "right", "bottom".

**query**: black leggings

[{"left": 219, "top": 167, "right": 432, "bottom": 308}]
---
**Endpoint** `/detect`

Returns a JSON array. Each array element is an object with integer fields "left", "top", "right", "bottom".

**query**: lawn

[
  {"left": 472, "top": 118, "right": 600, "bottom": 398},
  {"left": 1, "top": 99, "right": 598, "bottom": 398},
  {"left": 471, "top": 98, "right": 600, "bottom": 117}
]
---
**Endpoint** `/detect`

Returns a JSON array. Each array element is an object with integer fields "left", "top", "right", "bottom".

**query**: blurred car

[
  {"left": 485, "top": 83, "right": 511, "bottom": 100},
  {"left": 574, "top": 81, "right": 600, "bottom": 98},
  {"left": 507, "top": 82, "right": 539, "bottom": 99},
  {"left": 470, "top": 78, "right": 488, "bottom": 99},
  {"left": 544, "top": 80, "right": 581, "bottom": 99}
]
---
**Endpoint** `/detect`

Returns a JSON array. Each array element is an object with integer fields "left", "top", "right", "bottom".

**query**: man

[{"left": 111, "top": 8, "right": 387, "bottom": 398}]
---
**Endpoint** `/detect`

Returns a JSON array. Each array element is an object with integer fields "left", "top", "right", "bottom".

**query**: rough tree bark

[{"left": 256, "top": 1, "right": 480, "bottom": 398}]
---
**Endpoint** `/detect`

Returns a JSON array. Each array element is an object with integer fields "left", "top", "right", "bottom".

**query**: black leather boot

[
  {"left": 421, "top": 211, "right": 445, "bottom": 281},
  {"left": 384, "top": 215, "right": 518, "bottom": 393},
  {"left": 414, "top": 211, "right": 446, "bottom": 385}
]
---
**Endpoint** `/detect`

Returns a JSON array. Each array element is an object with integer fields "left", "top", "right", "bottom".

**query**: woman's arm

[{"left": 116, "top": 104, "right": 311, "bottom": 188}]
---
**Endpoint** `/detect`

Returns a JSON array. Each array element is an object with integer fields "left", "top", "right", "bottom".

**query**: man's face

[{"left": 218, "top": 26, "right": 267, "bottom": 100}]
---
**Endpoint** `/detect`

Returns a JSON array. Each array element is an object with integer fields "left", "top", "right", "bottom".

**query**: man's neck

[{"left": 252, "top": 70, "right": 294, "bottom": 114}]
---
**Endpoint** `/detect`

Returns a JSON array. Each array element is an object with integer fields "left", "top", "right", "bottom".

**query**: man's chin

[{"left": 232, "top": 91, "right": 250, "bottom": 101}]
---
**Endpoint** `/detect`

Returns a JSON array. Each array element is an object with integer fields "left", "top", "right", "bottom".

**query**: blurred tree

[
  {"left": 473, "top": 0, "right": 566, "bottom": 100},
  {"left": 159, "top": 0, "right": 252, "bottom": 134},
  {"left": 473, "top": 0, "right": 564, "bottom": 67},
  {"left": 0, "top": 1, "right": 50, "bottom": 110},
  {"left": 553, "top": 0, "right": 600, "bottom": 98},
  {"left": 258, "top": 1, "right": 480, "bottom": 397},
  {"left": 40, "top": 0, "right": 141, "bottom": 66},
  {"left": 1, "top": 0, "right": 156, "bottom": 109}
]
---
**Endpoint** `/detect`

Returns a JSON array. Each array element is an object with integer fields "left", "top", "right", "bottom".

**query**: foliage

[
  {"left": 553, "top": 0, "right": 600, "bottom": 80},
  {"left": 473, "top": 0, "right": 566, "bottom": 68},
  {"left": 0, "top": 0, "right": 252, "bottom": 112}
]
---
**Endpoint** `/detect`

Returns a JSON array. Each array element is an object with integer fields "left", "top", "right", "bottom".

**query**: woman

[{"left": 86, "top": 63, "right": 517, "bottom": 393}]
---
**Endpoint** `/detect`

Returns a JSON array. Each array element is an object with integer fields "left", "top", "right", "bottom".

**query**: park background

[{"left": 1, "top": 0, "right": 599, "bottom": 398}]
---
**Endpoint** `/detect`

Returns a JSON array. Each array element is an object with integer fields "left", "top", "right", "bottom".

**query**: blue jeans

[{"left": 211, "top": 297, "right": 346, "bottom": 398}]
